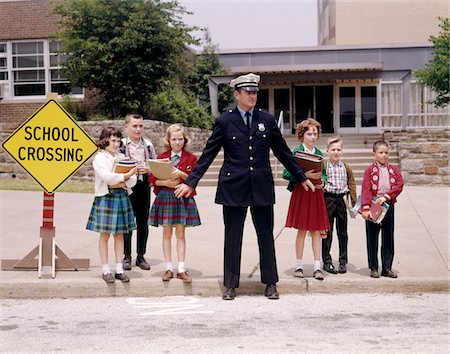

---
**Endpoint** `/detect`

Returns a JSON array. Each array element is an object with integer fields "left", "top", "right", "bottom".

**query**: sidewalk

[{"left": 0, "top": 186, "right": 448, "bottom": 298}]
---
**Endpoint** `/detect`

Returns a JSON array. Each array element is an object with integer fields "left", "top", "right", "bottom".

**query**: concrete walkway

[{"left": 0, "top": 186, "right": 448, "bottom": 298}]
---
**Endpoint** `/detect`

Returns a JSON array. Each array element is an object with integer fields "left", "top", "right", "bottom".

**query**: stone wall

[
  {"left": 385, "top": 130, "right": 450, "bottom": 185},
  {"left": 0, "top": 120, "right": 212, "bottom": 182}
]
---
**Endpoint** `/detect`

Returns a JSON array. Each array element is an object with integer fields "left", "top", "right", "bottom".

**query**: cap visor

[{"left": 242, "top": 86, "right": 259, "bottom": 92}]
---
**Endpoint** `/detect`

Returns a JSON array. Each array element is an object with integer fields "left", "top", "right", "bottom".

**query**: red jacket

[
  {"left": 148, "top": 149, "right": 198, "bottom": 196},
  {"left": 361, "top": 162, "right": 404, "bottom": 210}
]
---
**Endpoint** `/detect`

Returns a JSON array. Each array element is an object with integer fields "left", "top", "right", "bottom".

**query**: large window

[
  {"left": 3, "top": 40, "right": 82, "bottom": 98},
  {"left": 0, "top": 43, "right": 7, "bottom": 81}
]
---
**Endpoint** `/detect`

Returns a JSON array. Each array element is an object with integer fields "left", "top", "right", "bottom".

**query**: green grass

[{"left": 0, "top": 179, "right": 93, "bottom": 194}]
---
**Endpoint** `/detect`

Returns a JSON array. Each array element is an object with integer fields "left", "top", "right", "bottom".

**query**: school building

[
  {"left": 0, "top": 0, "right": 449, "bottom": 135},
  {"left": 207, "top": 0, "right": 449, "bottom": 135}
]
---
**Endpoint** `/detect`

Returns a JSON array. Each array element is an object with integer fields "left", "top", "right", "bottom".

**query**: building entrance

[{"left": 294, "top": 85, "right": 334, "bottom": 133}]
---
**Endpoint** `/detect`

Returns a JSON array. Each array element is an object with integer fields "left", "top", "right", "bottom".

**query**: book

[
  {"left": 351, "top": 195, "right": 389, "bottom": 224},
  {"left": 113, "top": 159, "right": 137, "bottom": 174},
  {"left": 147, "top": 158, "right": 173, "bottom": 180},
  {"left": 344, "top": 193, "right": 357, "bottom": 219},
  {"left": 293, "top": 151, "right": 323, "bottom": 185}
]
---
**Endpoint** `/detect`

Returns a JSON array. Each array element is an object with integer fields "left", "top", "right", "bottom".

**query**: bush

[{"left": 148, "top": 86, "right": 214, "bottom": 129}]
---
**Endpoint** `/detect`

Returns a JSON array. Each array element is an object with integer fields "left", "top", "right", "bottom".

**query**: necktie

[
  {"left": 245, "top": 111, "right": 251, "bottom": 132},
  {"left": 171, "top": 154, "right": 180, "bottom": 166}
]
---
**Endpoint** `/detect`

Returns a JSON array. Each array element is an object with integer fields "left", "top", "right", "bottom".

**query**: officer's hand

[
  {"left": 174, "top": 183, "right": 194, "bottom": 198},
  {"left": 301, "top": 179, "right": 315, "bottom": 192}
]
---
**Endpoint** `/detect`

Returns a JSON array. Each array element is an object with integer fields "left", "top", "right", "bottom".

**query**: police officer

[{"left": 175, "top": 73, "right": 314, "bottom": 300}]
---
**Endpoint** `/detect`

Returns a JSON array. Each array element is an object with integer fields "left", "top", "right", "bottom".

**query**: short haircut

[
  {"left": 295, "top": 118, "right": 321, "bottom": 141},
  {"left": 124, "top": 113, "right": 144, "bottom": 124},
  {"left": 373, "top": 140, "right": 389, "bottom": 152},
  {"left": 163, "top": 123, "right": 190, "bottom": 150},
  {"left": 327, "top": 135, "right": 343, "bottom": 149},
  {"left": 97, "top": 126, "right": 122, "bottom": 149}
]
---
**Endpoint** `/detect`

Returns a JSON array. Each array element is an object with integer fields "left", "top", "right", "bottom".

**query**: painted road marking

[{"left": 126, "top": 296, "right": 214, "bottom": 315}]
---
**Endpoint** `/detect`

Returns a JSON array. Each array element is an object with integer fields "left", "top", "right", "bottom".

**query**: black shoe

[
  {"left": 323, "top": 263, "right": 338, "bottom": 274},
  {"left": 136, "top": 255, "right": 151, "bottom": 270},
  {"left": 264, "top": 284, "right": 279, "bottom": 300},
  {"left": 338, "top": 264, "right": 347, "bottom": 274},
  {"left": 381, "top": 269, "right": 398, "bottom": 278},
  {"left": 122, "top": 256, "right": 132, "bottom": 271},
  {"left": 115, "top": 272, "right": 130, "bottom": 282},
  {"left": 222, "top": 288, "right": 236, "bottom": 300}
]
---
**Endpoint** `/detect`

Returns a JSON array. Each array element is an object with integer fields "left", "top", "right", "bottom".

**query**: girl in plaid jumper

[
  {"left": 148, "top": 124, "right": 201, "bottom": 283},
  {"left": 86, "top": 126, "right": 137, "bottom": 284}
]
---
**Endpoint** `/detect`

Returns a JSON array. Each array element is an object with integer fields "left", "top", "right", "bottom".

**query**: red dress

[{"left": 285, "top": 184, "right": 330, "bottom": 231}]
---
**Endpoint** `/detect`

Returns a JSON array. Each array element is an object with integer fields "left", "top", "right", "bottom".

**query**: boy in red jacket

[{"left": 361, "top": 141, "right": 404, "bottom": 279}]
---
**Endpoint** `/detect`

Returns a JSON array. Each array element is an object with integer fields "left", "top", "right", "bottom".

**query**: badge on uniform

[{"left": 258, "top": 123, "right": 265, "bottom": 131}]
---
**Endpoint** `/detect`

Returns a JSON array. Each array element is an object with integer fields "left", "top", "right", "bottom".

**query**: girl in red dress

[
  {"left": 283, "top": 118, "right": 330, "bottom": 280},
  {"left": 148, "top": 124, "right": 201, "bottom": 283}
]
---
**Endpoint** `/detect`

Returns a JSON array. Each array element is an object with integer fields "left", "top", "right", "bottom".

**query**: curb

[{"left": 1, "top": 276, "right": 448, "bottom": 299}]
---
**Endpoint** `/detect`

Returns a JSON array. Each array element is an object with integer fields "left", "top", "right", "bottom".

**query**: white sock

[
  {"left": 296, "top": 260, "right": 303, "bottom": 270},
  {"left": 178, "top": 262, "right": 186, "bottom": 273},
  {"left": 314, "top": 260, "right": 321, "bottom": 271},
  {"left": 102, "top": 264, "right": 111, "bottom": 274},
  {"left": 116, "top": 263, "right": 123, "bottom": 274},
  {"left": 165, "top": 262, "right": 173, "bottom": 272}
]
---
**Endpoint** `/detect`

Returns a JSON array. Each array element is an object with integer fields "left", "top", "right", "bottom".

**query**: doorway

[
  {"left": 294, "top": 85, "right": 334, "bottom": 133},
  {"left": 336, "top": 84, "right": 379, "bottom": 134}
]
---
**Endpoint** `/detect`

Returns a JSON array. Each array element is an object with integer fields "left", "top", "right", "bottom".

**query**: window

[
  {"left": 0, "top": 43, "right": 8, "bottom": 81},
  {"left": 12, "top": 41, "right": 45, "bottom": 96},
  {"left": 49, "top": 41, "right": 82, "bottom": 95},
  {"left": 3, "top": 40, "right": 83, "bottom": 98}
]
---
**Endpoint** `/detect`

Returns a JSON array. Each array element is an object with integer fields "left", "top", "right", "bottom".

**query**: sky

[{"left": 177, "top": 0, "right": 318, "bottom": 52}]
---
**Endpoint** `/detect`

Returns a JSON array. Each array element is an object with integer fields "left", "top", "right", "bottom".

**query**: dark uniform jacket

[{"left": 185, "top": 107, "right": 307, "bottom": 207}]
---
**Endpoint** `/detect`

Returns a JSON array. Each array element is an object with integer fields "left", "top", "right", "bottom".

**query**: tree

[
  {"left": 415, "top": 17, "right": 450, "bottom": 108},
  {"left": 53, "top": 0, "right": 198, "bottom": 117},
  {"left": 189, "top": 29, "right": 234, "bottom": 114}
]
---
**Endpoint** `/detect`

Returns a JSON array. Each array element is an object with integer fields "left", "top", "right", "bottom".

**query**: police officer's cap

[{"left": 230, "top": 73, "right": 260, "bottom": 92}]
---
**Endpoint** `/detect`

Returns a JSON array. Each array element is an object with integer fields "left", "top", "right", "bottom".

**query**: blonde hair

[
  {"left": 327, "top": 135, "right": 343, "bottom": 149},
  {"left": 163, "top": 123, "right": 190, "bottom": 150},
  {"left": 295, "top": 118, "right": 321, "bottom": 141}
]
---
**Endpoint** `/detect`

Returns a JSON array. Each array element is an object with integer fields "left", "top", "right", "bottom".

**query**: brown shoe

[
  {"left": 177, "top": 271, "right": 192, "bottom": 283},
  {"left": 162, "top": 270, "right": 174, "bottom": 281},
  {"left": 381, "top": 269, "right": 398, "bottom": 278},
  {"left": 370, "top": 269, "right": 380, "bottom": 278}
]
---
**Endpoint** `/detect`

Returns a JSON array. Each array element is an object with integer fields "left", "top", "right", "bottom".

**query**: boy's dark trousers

[
  {"left": 124, "top": 176, "right": 150, "bottom": 257},
  {"left": 322, "top": 192, "right": 348, "bottom": 265},
  {"left": 365, "top": 203, "right": 395, "bottom": 271}
]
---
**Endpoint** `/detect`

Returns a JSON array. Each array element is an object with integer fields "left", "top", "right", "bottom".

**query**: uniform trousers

[
  {"left": 322, "top": 192, "right": 348, "bottom": 265},
  {"left": 222, "top": 205, "right": 278, "bottom": 288},
  {"left": 365, "top": 203, "right": 395, "bottom": 271},
  {"left": 124, "top": 176, "right": 150, "bottom": 257}
]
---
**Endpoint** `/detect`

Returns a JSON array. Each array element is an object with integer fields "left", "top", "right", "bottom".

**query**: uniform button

[
  {"left": 232, "top": 136, "right": 236, "bottom": 140},
  {"left": 249, "top": 146, "right": 253, "bottom": 150},
  {"left": 250, "top": 156, "right": 254, "bottom": 160},
  {"left": 227, "top": 172, "right": 231, "bottom": 176},
  {"left": 249, "top": 136, "right": 253, "bottom": 140},
  {"left": 250, "top": 167, "right": 254, "bottom": 171}
]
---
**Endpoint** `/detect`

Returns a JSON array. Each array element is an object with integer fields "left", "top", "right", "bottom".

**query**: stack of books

[
  {"left": 113, "top": 159, "right": 137, "bottom": 173},
  {"left": 351, "top": 196, "right": 389, "bottom": 224}
]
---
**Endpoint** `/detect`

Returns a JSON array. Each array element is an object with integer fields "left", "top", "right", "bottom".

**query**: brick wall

[{"left": 0, "top": 0, "right": 60, "bottom": 40}]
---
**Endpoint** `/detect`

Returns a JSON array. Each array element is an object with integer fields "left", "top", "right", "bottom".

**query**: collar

[
  {"left": 375, "top": 161, "right": 387, "bottom": 168},
  {"left": 329, "top": 159, "right": 344, "bottom": 167},
  {"left": 171, "top": 151, "right": 182, "bottom": 158},
  {"left": 302, "top": 144, "right": 316, "bottom": 154},
  {"left": 237, "top": 106, "right": 254, "bottom": 120}
]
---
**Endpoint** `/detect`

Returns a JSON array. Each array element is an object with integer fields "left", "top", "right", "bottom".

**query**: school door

[
  {"left": 294, "top": 85, "right": 334, "bottom": 134},
  {"left": 335, "top": 84, "right": 380, "bottom": 134}
]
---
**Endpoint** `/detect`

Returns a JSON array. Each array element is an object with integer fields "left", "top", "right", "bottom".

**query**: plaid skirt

[
  {"left": 149, "top": 189, "right": 201, "bottom": 227},
  {"left": 86, "top": 188, "right": 137, "bottom": 234}
]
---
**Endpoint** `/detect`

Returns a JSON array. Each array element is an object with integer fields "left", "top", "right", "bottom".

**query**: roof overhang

[{"left": 229, "top": 63, "right": 383, "bottom": 75}]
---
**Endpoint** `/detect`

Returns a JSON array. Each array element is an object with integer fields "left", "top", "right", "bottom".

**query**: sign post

[{"left": 1, "top": 98, "right": 98, "bottom": 277}]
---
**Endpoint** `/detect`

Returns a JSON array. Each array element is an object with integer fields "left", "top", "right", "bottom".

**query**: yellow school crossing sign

[{"left": 2, "top": 99, "right": 98, "bottom": 194}]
